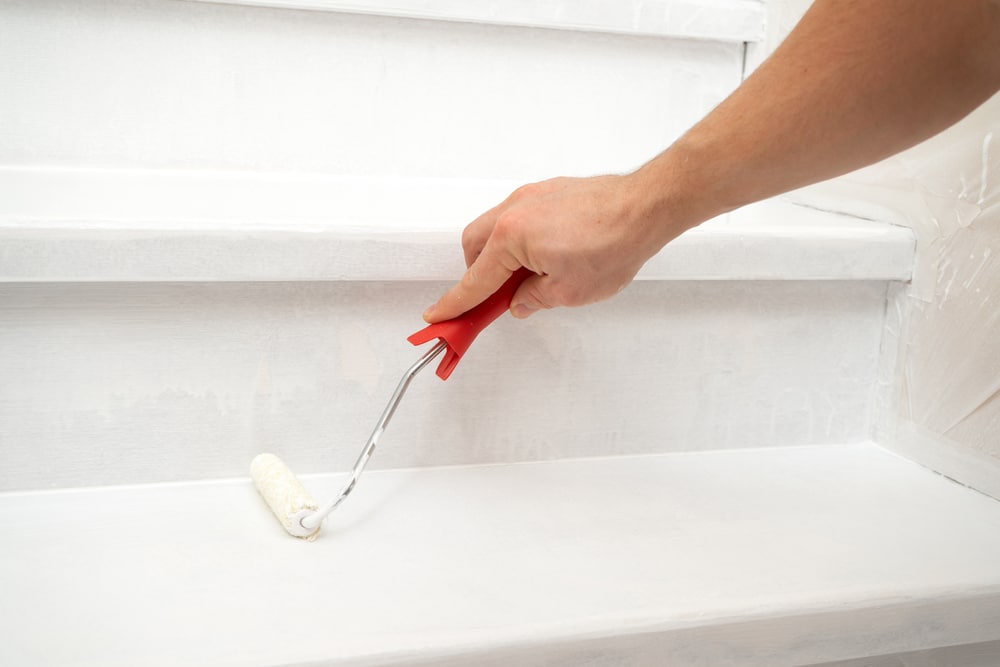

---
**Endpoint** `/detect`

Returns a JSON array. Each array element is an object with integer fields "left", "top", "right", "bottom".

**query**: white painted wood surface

[
  {"left": 812, "top": 640, "right": 1000, "bottom": 667},
  {"left": 0, "top": 168, "right": 914, "bottom": 282},
  {"left": 883, "top": 421, "right": 1000, "bottom": 502},
  {"left": 5, "top": 4, "right": 994, "bottom": 665},
  {"left": 185, "top": 0, "right": 768, "bottom": 42},
  {"left": 0, "top": 279, "right": 890, "bottom": 491},
  {"left": 2, "top": 444, "right": 999, "bottom": 666},
  {"left": 1, "top": 0, "right": 742, "bottom": 182}
]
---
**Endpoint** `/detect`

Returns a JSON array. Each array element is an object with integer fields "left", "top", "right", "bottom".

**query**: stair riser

[{"left": 1, "top": 279, "right": 887, "bottom": 491}]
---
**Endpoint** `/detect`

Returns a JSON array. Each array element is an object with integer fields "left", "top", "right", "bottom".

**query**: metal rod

[{"left": 301, "top": 340, "right": 448, "bottom": 530}]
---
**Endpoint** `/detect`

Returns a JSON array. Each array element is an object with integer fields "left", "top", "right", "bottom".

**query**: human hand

[{"left": 422, "top": 171, "right": 689, "bottom": 323}]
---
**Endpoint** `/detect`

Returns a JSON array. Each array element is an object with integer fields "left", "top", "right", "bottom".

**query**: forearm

[
  {"left": 423, "top": 0, "right": 1000, "bottom": 322},
  {"left": 638, "top": 0, "right": 1000, "bottom": 234}
]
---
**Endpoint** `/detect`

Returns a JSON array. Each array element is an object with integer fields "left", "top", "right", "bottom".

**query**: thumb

[{"left": 509, "top": 273, "right": 551, "bottom": 319}]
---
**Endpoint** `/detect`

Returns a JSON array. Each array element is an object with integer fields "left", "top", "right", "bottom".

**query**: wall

[
  {"left": 749, "top": 0, "right": 1000, "bottom": 496},
  {"left": 867, "top": 98, "right": 1000, "bottom": 498},
  {"left": 781, "top": 77, "right": 1000, "bottom": 496}
]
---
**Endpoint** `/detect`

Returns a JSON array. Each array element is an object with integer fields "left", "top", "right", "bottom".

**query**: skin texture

[{"left": 423, "top": 0, "right": 1000, "bottom": 323}]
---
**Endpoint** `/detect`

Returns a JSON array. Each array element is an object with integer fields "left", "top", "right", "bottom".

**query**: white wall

[
  {"left": 784, "top": 81, "right": 1000, "bottom": 494},
  {"left": 747, "top": 0, "right": 1000, "bottom": 496},
  {"left": 867, "top": 98, "right": 1000, "bottom": 496}
]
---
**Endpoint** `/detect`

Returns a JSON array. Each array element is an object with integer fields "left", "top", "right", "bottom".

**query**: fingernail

[
  {"left": 511, "top": 303, "right": 538, "bottom": 319},
  {"left": 422, "top": 306, "right": 435, "bottom": 322}
]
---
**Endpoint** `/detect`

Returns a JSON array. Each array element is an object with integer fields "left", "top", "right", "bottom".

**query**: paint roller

[{"left": 251, "top": 269, "right": 532, "bottom": 539}]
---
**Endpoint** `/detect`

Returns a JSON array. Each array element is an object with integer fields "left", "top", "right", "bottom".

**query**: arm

[{"left": 423, "top": 0, "right": 1000, "bottom": 323}]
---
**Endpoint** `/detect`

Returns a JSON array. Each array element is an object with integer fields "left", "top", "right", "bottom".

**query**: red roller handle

[{"left": 407, "top": 268, "right": 533, "bottom": 380}]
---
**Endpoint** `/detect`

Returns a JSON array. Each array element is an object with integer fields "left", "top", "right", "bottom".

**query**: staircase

[{"left": 1, "top": 1, "right": 998, "bottom": 665}]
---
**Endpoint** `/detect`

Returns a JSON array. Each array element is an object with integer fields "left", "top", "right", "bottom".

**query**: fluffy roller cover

[{"left": 250, "top": 453, "right": 320, "bottom": 540}]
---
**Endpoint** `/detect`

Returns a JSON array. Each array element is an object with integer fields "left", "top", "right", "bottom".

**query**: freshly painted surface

[
  {"left": 0, "top": 167, "right": 914, "bottom": 282},
  {"left": 0, "top": 0, "right": 741, "bottom": 182},
  {"left": 805, "top": 640, "right": 1000, "bottom": 667},
  {"left": 184, "top": 0, "right": 767, "bottom": 42},
  {"left": 1, "top": 4, "right": 986, "bottom": 664},
  {"left": 793, "top": 94, "right": 1000, "bottom": 498},
  {"left": 2, "top": 444, "right": 999, "bottom": 666},
  {"left": 0, "top": 279, "right": 888, "bottom": 491},
  {"left": 748, "top": 0, "right": 1000, "bottom": 498}
]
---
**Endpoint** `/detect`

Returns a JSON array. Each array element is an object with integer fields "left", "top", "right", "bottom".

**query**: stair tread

[
  {"left": 185, "top": 0, "right": 767, "bottom": 43},
  {"left": 2, "top": 443, "right": 998, "bottom": 666},
  {"left": 0, "top": 168, "right": 914, "bottom": 282}
]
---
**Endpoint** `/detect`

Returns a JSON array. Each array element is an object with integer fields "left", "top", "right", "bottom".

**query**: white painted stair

[
  {"left": 0, "top": 167, "right": 913, "bottom": 284},
  {"left": 3, "top": 445, "right": 1000, "bottom": 667},
  {"left": 6, "top": 167, "right": 998, "bottom": 666},
  {"left": 2, "top": 1, "right": 999, "bottom": 666},
  {"left": 0, "top": 168, "right": 914, "bottom": 490}
]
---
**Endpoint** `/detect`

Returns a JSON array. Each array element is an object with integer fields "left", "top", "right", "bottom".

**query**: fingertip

[
  {"left": 422, "top": 302, "right": 449, "bottom": 323},
  {"left": 511, "top": 303, "right": 539, "bottom": 319}
]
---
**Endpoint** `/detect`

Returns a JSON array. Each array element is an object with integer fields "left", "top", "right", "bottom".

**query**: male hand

[{"left": 422, "top": 172, "right": 686, "bottom": 323}]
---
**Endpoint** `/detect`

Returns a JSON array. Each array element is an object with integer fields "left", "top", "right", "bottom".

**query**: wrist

[{"left": 625, "top": 142, "right": 726, "bottom": 254}]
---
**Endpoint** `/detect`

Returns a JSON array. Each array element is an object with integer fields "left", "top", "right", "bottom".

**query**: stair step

[
  {"left": 2, "top": 443, "right": 998, "bottom": 666},
  {"left": 0, "top": 168, "right": 914, "bottom": 283},
  {"left": 187, "top": 0, "right": 768, "bottom": 42}
]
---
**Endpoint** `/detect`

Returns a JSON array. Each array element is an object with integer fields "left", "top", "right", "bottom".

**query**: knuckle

[
  {"left": 461, "top": 263, "right": 482, "bottom": 288},
  {"left": 493, "top": 210, "right": 521, "bottom": 237},
  {"left": 553, "top": 281, "right": 586, "bottom": 307},
  {"left": 460, "top": 224, "right": 479, "bottom": 248},
  {"left": 523, "top": 285, "right": 553, "bottom": 311},
  {"left": 510, "top": 182, "right": 542, "bottom": 200}
]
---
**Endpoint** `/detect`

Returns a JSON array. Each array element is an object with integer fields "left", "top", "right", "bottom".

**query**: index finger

[{"left": 422, "top": 242, "right": 521, "bottom": 323}]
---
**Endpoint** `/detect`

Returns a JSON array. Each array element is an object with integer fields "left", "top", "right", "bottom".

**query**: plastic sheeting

[{"left": 797, "top": 94, "right": 1000, "bottom": 493}]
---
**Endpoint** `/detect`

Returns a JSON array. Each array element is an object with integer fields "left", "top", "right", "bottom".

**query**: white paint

[
  {"left": 792, "top": 93, "right": 1000, "bottom": 497},
  {"left": 979, "top": 131, "right": 992, "bottom": 205},
  {"left": 0, "top": 166, "right": 914, "bottom": 283},
  {"left": 887, "top": 421, "right": 1000, "bottom": 502},
  {"left": 0, "top": 0, "right": 907, "bottom": 500},
  {"left": 2, "top": 3, "right": 991, "bottom": 663},
  {"left": 2, "top": 444, "right": 999, "bottom": 666},
  {"left": 748, "top": 2, "right": 1000, "bottom": 495},
  {"left": 0, "top": 280, "right": 888, "bottom": 491},
  {"left": 815, "top": 640, "right": 1000, "bottom": 667},
  {"left": 186, "top": 0, "right": 768, "bottom": 43},
  {"left": 0, "top": 0, "right": 741, "bottom": 182}
]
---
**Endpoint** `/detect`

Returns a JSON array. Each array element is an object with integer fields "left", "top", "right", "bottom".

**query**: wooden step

[
  {"left": 0, "top": 168, "right": 914, "bottom": 283},
  {"left": 2, "top": 443, "right": 998, "bottom": 666}
]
